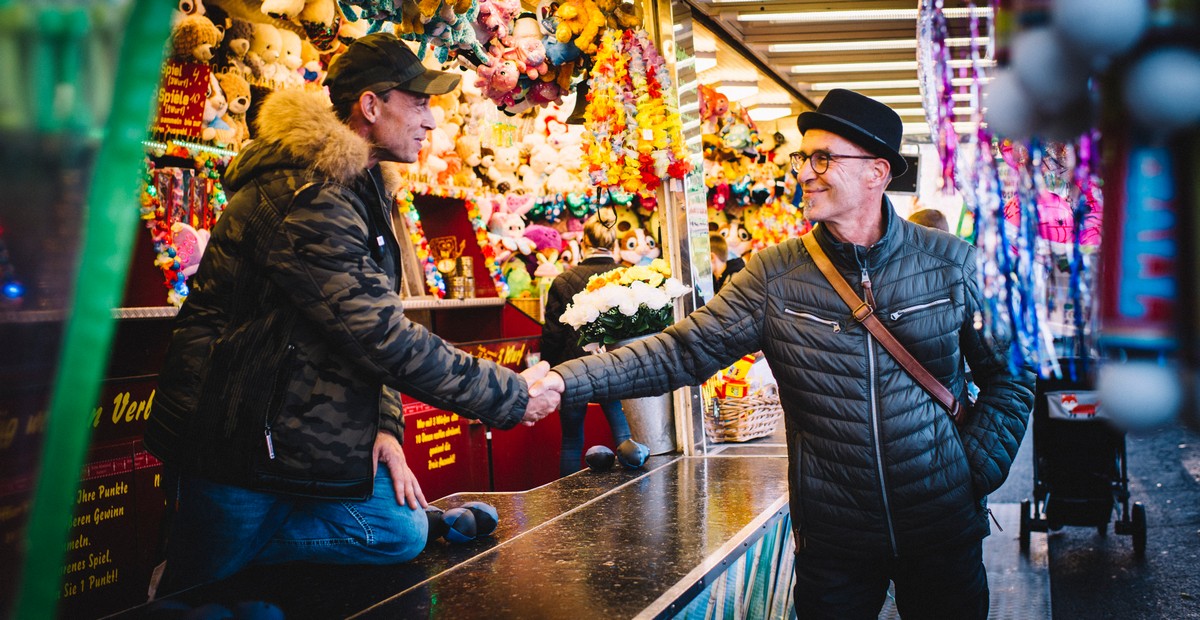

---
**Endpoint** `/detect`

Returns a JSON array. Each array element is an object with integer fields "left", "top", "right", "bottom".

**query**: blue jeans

[
  {"left": 160, "top": 468, "right": 427, "bottom": 592},
  {"left": 559, "top": 399, "right": 631, "bottom": 476}
]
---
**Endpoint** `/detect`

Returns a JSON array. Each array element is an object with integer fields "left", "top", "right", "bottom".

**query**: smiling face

[
  {"left": 796, "top": 128, "right": 890, "bottom": 241},
  {"left": 365, "top": 88, "right": 436, "bottom": 164}
]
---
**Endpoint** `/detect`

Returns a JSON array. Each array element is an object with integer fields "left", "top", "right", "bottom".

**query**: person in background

[
  {"left": 710, "top": 233, "right": 744, "bottom": 294},
  {"left": 908, "top": 207, "right": 950, "bottom": 233},
  {"left": 533, "top": 89, "right": 1034, "bottom": 619},
  {"left": 145, "top": 33, "right": 559, "bottom": 594},
  {"left": 541, "top": 215, "right": 632, "bottom": 476}
]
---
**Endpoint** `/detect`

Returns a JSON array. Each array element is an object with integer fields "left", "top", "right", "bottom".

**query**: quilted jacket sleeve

[
  {"left": 554, "top": 252, "right": 769, "bottom": 412},
  {"left": 263, "top": 184, "right": 528, "bottom": 429},
  {"left": 958, "top": 246, "right": 1036, "bottom": 497}
]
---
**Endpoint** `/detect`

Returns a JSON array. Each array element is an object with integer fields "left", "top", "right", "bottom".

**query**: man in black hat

[
  {"left": 146, "top": 33, "right": 561, "bottom": 593},
  {"left": 535, "top": 89, "right": 1034, "bottom": 619}
]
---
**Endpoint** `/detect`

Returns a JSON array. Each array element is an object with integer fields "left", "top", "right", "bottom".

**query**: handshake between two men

[{"left": 518, "top": 361, "right": 568, "bottom": 426}]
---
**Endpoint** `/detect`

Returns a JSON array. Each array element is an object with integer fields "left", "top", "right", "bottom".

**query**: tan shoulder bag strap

[{"left": 801, "top": 232, "right": 964, "bottom": 425}]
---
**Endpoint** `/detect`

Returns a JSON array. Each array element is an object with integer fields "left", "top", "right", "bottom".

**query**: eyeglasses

[{"left": 790, "top": 150, "right": 880, "bottom": 175}]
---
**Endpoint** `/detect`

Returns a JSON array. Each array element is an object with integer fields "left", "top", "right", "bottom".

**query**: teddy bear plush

[
  {"left": 246, "top": 22, "right": 283, "bottom": 85},
  {"left": 215, "top": 71, "right": 251, "bottom": 146},
  {"left": 276, "top": 28, "right": 304, "bottom": 88},
  {"left": 484, "top": 145, "right": 523, "bottom": 193},
  {"left": 212, "top": 17, "right": 254, "bottom": 78},
  {"left": 172, "top": 14, "right": 223, "bottom": 63},
  {"left": 554, "top": 0, "right": 605, "bottom": 56}
]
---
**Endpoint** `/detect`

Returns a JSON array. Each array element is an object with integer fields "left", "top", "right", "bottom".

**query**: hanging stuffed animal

[{"left": 171, "top": 14, "right": 224, "bottom": 63}]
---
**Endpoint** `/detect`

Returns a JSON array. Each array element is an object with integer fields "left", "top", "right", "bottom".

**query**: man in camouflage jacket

[{"left": 146, "top": 34, "right": 559, "bottom": 592}]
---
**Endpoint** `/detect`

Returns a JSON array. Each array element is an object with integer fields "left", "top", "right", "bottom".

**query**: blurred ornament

[
  {"left": 1052, "top": 0, "right": 1148, "bottom": 66},
  {"left": 1098, "top": 360, "right": 1182, "bottom": 431},
  {"left": 1122, "top": 47, "right": 1200, "bottom": 135},
  {"left": 1011, "top": 28, "right": 1090, "bottom": 115},
  {"left": 983, "top": 69, "right": 1037, "bottom": 140}
]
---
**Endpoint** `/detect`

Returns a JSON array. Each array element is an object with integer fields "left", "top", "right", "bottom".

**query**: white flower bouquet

[{"left": 560, "top": 259, "right": 691, "bottom": 350}]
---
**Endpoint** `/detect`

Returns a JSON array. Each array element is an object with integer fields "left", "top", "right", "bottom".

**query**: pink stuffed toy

[{"left": 475, "top": 59, "right": 522, "bottom": 107}]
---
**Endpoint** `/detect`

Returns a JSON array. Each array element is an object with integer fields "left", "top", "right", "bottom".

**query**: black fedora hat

[{"left": 797, "top": 89, "right": 907, "bottom": 176}]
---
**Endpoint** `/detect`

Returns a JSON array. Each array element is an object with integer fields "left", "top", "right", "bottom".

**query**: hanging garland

[
  {"left": 395, "top": 187, "right": 446, "bottom": 299},
  {"left": 138, "top": 145, "right": 229, "bottom": 306},
  {"left": 396, "top": 183, "right": 510, "bottom": 299},
  {"left": 582, "top": 28, "right": 691, "bottom": 196}
]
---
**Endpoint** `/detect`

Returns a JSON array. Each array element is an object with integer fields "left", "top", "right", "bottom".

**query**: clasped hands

[{"left": 519, "top": 361, "right": 566, "bottom": 426}]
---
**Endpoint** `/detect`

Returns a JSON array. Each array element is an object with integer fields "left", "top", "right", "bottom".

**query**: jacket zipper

[
  {"left": 889, "top": 298, "right": 951, "bottom": 321},
  {"left": 862, "top": 267, "right": 898, "bottom": 556},
  {"left": 783, "top": 308, "right": 841, "bottom": 332},
  {"left": 263, "top": 343, "right": 295, "bottom": 460}
]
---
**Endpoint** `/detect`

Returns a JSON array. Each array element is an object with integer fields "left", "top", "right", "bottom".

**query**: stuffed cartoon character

[
  {"left": 215, "top": 71, "right": 252, "bottom": 146},
  {"left": 475, "top": 59, "right": 522, "bottom": 107},
  {"left": 554, "top": 0, "right": 605, "bottom": 55},
  {"left": 617, "top": 226, "right": 660, "bottom": 266},
  {"left": 173, "top": 0, "right": 206, "bottom": 26},
  {"left": 488, "top": 204, "right": 537, "bottom": 265},
  {"left": 522, "top": 224, "right": 563, "bottom": 277},
  {"left": 201, "top": 72, "right": 238, "bottom": 145},
  {"left": 171, "top": 14, "right": 223, "bottom": 63},
  {"left": 720, "top": 216, "right": 753, "bottom": 259}
]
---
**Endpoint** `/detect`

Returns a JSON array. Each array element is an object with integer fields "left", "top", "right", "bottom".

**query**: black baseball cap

[{"left": 324, "top": 32, "right": 460, "bottom": 103}]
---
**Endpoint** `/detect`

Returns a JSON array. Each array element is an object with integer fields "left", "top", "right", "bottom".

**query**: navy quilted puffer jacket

[{"left": 554, "top": 200, "right": 1035, "bottom": 559}]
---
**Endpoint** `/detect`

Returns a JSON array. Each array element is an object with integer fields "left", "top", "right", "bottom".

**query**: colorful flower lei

[{"left": 582, "top": 29, "right": 691, "bottom": 196}]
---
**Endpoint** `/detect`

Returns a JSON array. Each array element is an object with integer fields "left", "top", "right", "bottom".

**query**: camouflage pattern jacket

[{"left": 146, "top": 90, "right": 529, "bottom": 500}]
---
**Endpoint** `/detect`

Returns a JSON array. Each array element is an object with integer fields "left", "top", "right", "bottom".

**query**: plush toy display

[
  {"left": 172, "top": 14, "right": 224, "bottom": 63},
  {"left": 276, "top": 28, "right": 305, "bottom": 88},
  {"left": 472, "top": 0, "right": 522, "bottom": 46},
  {"left": 246, "top": 22, "right": 283, "bottom": 84},
  {"left": 213, "top": 17, "right": 254, "bottom": 78},
  {"left": 215, "top": 71, "right": 252, "bottom": 146},
  {"left": 484, "top": 145, "right": 522, "bottom": 192},
  {"left": 201, "top": 72, "right": 238, "bottom": 145},
  {"left": 554, "top": 0, "right": 605, "bottom": 55}
]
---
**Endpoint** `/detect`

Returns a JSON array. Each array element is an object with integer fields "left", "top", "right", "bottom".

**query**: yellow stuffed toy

[{"left": 554, "top": 0, "right": 606, "bottom": 55}]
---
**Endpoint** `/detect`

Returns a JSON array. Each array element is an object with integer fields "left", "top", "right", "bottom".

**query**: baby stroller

[{"left": 1018, "top": 359, "right": 1147, "bottom": 556}]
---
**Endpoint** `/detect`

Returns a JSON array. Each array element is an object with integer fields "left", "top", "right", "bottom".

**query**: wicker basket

[{"left": 704, "top": 384, "right": 783, "bottom": 443}]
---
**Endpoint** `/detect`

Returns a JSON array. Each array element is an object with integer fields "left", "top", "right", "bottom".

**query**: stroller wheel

[
  {"left": 1132, "top": 502, "right": 1147, "bottom": 557},
  {"left": 1019, "top": 499, "right": 1031, "bottom": 553}
]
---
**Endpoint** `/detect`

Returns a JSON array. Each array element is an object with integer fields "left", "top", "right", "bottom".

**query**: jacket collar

[
  {"left": 223, "top": 89, "right": 402, "bottom": 197},
  {"left": 580, "top": 256, "right": 615, "bottom": 265},
  {"left": 812, "top": 195, "right": 902, "bottom": 272}
]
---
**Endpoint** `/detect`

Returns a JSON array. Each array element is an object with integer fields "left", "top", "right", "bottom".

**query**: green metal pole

[{"left": 13, "top": 1, "right": 170, "bottom": 617}]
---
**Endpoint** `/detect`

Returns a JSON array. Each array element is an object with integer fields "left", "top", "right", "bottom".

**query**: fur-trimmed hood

[{"left": 225, "top": 89, "right": 402, "bottom": 195}]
